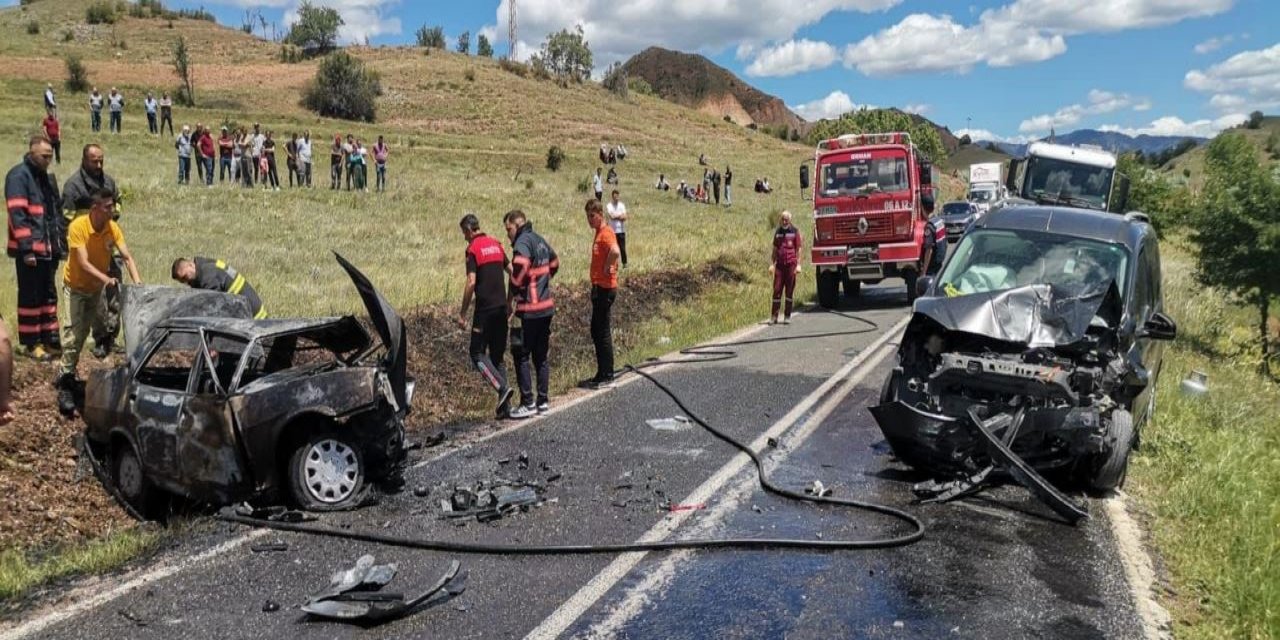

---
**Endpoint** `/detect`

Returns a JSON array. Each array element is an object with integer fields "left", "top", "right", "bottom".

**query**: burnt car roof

[
  {"left": 157, "top": 316, "right": 352, "bottom": 339},
  {"left": 974, "top": 205, "right": 1146, "bottom": 248}
]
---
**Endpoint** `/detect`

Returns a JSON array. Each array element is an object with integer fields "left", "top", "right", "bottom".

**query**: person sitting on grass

[{"left": 655, "top": 174, "right": 670, "bottom": 191}]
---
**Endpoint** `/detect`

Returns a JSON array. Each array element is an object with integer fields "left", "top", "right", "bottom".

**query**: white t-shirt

[
  {"left": 606, "top": 201, "right": 627, "bottom": 234},
  {"left": 593, "top": 174, "right": 603, "bottom": 193},
  {"left": 108, "top": 93, "right": 124, "bottom": 112},
  {"left": 252, "top": 133, "right": 265, "bottom": 157},
  {"left": 297, "top": 139, "right": 312, "bottom": 163}
]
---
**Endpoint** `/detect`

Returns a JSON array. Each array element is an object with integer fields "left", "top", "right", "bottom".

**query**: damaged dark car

[
  {"left": 82, "top": 255, "right": 412, "bottom": 517},
  {"left": 871, "top": 206, "right": 1176, "bottom": 521}
]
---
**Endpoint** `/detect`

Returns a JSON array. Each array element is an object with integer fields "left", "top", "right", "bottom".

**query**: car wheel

[
  {"left": 816, "top": 270, "right": 840, "bottom": 309},
  {"left": 112, "top": 443, "right": 162, "bottom": 520},
  {"left": 1089, "top": 409, "right": 1134, "bottom": 492},
  {"left": 288, "top": 432, "right": 366, "bottom": 511}
]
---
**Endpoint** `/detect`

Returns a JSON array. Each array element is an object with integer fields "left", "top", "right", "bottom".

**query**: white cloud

[
  {"left": 1185, "top": 42, "right": 1280, "bottom": 112},
  {"left": 1098, "top": 113, "right": 1246, "bottom": 138},
  {"left": 955, "top": 128, "right": 1035, "bottom": 144},
  {"left": 1194, "top": 35, "right": 1233, "bottom": 54},
  {"left": 744, "top": 39, "right": 839, "bottom": 77},
  {"left": 279, "top": 0, "right": 402, "bottom": 43},
  {"left": 904, "top": 103, "right": 930, "bottom": 115},
  {"left": 790, "top": 91, "right": 874, "bottom": 121},
  {"left": 844, "top": 0, "right": 1232, "bottom": 75},
  {"left": 491, "top": 0, "right": 902, "bottom": 68},
  {"left": 1018, "top": 89, "right": 1147, "bottom": 133}
]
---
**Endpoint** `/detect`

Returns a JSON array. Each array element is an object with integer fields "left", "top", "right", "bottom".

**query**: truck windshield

[
  {"left": 969, "top": 190, "right": 994, "bottom": 202},
  {"left": 937, "top": 229, "right": 1129, "bottom": 298},
  {"left": 821, "top": 153, "right": 909, "bottom": 195},
  {"left": 1024, "top": 156, "right": 1113, "bottom": 210}
]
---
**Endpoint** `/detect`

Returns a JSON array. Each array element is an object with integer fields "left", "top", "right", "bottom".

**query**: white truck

[
  {"left": 1005, "top": 141, "right": 1130, "bottom": 212},
  {"left": 966, "top": 162, "right": 1004, "bottom": 212}
]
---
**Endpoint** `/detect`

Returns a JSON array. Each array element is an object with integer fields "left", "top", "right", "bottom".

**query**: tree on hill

[
  {"left": 1246, "top": 110, "right": 1265, "bottom": 130},
  {"left": 477, "top": 34, "right": 494, "bottom": 58},
  {"left": 540, "top": 26, "right": 592, "bottom": 83},
  {"left": 601, "top": 62, "right": 628, "bottom": 99},
  {"left": 302, "top": 51, "right": 382, "bottom": 122},
  {"left": 416, "top": 25, "right": 445, "bottom": 49},
  {"left": 172, "top": 36, "right": 195, "bottom": 106},
  {"left": 805, "top": 109, "right": 946, "bottom": 162},
  {"left": 284, "top": 1, "right": 342, "bottom": 57},
  {"left": 456, "top": 31, "right": 470, "bottom": 54},
  {"left": 1188, "top": 132, "right": 1280, "bottom": 376}
]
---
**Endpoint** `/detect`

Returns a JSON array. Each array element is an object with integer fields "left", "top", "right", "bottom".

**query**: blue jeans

[
  {"left": 91, "top": 110, "right": 101, "bottom": 132},
  {"left": 220, "top": 156, "right": 233, "bottom": 181},
  {"left": 109, "top": 111, "right": 121, "bottom": 133},
  {"left": 203, "top": 157, "right": 214, "bottom": 185},
  {"left": 177, "top": 156, "right": 190, "bottom": 183}
]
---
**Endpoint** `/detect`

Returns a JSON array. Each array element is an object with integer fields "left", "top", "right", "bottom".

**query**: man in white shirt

[
  {"left": 250, "top": 124, "right": 265, "bottom": 181},
  {"left": 606, "top": 189, "right": 629, "bottom": 268},
  {"left": 44, "top": 83, "right": 57, "bottom": 116},
  {"left": 107, "top": 88, "right": 124, "bottom": 133},
  {"left": 144, "top": 92, "right": 158, "bottom": 134},
  {"left": 593, "top": 168, "right": 603, "bottom": 201},
  {"left": 88, "top": 88, "right": 103, "bottom": 132},
  {"left": 297, "top": 131, "right": 313, "bottom": 188}
]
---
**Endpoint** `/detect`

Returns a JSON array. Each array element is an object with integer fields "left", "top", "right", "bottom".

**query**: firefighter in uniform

[
  {"left": 770, "top": 210, "right": 803, "bottom": 324},
  {"left": 170, "top": 257, "right": 267, "bottom": 319},
  {"left": 457, "top": 214, "right": 515, "bottom": 418},
  {"left": 922, "top": 213, "right": 947, "bottom": 277},
  {"left": 503, "top": 209, "right": 560, "bottom": 419},
  {"left": 6, "top": 135, "right": 65, "bottom": 360},
  {"left": 61, "top": 144, "right": 123, "bottom": 357}
]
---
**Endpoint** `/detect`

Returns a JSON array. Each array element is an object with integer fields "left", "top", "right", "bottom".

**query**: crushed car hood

[
  {"left": 122, "top": 285, "right": 253, "bottom": 362},
  {"left": 913, "top": 282, "right": 1122, "bottom": 347},
  {"left": 335, "top": 252, "right": 408, "bottom": 411}
]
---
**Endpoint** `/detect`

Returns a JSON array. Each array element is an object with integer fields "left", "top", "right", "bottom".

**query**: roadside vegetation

[{"left": 1124, "top": 128, "right": 1279, "bottom": 639}]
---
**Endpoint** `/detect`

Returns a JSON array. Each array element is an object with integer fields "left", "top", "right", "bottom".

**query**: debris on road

[
  {"left": 805, "top": 480, "right": 833, "bottom": 498},
  {"left": 262, "top": 600, "right": 280, "bottom": 613},
  {"left": 250, "top": 540, "right": 289, "bottom": 553},
  {"left": 438, "top": 479, "right": 548, "bottom": 523},
  {"left": 665, "top": 502, "right": 706, "bottom": 512},
  {"left": 233, "top": 504, "right": 319, "bottom": 523},
  {"left": 301, "top": 555, "right": 464, "bottom": 625},
  {"left": 646, "top": 416, "right": 693, "bottom": 432}
]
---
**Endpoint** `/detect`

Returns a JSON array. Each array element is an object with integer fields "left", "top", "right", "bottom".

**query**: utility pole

[{"left": 508, "top": 0, "right": 518, "bottom": 59}]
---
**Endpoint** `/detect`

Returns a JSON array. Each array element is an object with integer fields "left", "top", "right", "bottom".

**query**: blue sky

[{"left": 156, "top": 1, "right": 1279, "bottom": 141}]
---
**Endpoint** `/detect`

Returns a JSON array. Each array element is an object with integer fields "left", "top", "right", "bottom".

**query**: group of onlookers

[{"left": 171, "top": 125, "right": 390, "bottom": 192}]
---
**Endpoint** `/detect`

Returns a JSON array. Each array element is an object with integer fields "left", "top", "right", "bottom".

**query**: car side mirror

[
  {"left": 1139, "top": 312, "right": 1177, "bottom": 341},
  {"left": 799, "top": 164, "right": 810, "bottom": 190},
  {"left": 916, "top": 275, "right": 933, "bottom": 298}
]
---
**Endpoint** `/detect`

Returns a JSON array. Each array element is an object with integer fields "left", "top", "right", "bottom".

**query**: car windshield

[
  {"left": 1024, "top": 156, "right": 1114, "bottom": 209},
  {"left": 942, "top": 202, "right": 973, "bottom": 215},
  {"left": 821, "top": 153, "right": 909, "bottom": 195},
  {"left": 937, "top": 228, "right": 1129, "bottom": 298}
]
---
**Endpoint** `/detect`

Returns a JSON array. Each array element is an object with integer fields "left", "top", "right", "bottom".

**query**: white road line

[
  {"left": 525, "top": 315, "right": 910, "bottom": 640},
  {"left": 1104, "top": 493, "right": 1173, "bottom": 640},
  {"left": 0, "top": 530, "right": 270, "bottom": 640}
]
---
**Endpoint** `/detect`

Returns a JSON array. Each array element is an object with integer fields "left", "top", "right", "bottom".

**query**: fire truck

[{"left": 803, "top": 132, "right": 937, "bottom": 308}]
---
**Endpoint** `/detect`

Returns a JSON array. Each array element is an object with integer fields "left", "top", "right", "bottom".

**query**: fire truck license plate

[{"left": 848, "top": 247, "right": 875, "bottom": 263}]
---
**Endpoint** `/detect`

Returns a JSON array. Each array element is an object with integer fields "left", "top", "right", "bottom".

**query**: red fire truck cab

[{"left": 805, "top": 132, "right": 936, "bottom": 307}]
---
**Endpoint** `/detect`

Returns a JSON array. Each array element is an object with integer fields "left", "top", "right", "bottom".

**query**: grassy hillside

[{"left": 1158, "top": 116, "right": 1280, "bottom": 189}]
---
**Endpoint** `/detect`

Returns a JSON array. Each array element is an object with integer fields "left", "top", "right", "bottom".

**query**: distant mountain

[
  {"left": 621, "top": 47, "right": 803, "bottom": 131},
  {"left": 977, "top": 129, "right": 1208, "bottom": 158}
]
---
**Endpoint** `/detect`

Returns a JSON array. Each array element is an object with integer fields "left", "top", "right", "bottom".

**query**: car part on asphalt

[{"left": 301, "top": 557, "right": 464, "bottom": 625}]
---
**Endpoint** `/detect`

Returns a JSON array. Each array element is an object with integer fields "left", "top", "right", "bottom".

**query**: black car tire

[
  {"left": 111, "top": 442, "right": 163, "bottom": 520},
  {"left": 287, "top": 431, "right": 367, "bottom": 511},
  {"left": 816, "top": 270, "right": 840, "bottom": 309},
  {"left": 842, "top": 277, "right": 861, "bottom": 299},
  {"left": 1090, "top": 409, "right": 1134, "bottom": 492}
]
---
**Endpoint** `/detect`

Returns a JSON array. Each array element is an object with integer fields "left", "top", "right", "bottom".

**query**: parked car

[
  {"left": 871, "top": 206, "right": 1176, "bottom": 508},
  {"left": 939, "top": 200, "right": 981, "bottom": 242},
  {"left": 83, "top": 255, "right": 411, "bottom": 517}
]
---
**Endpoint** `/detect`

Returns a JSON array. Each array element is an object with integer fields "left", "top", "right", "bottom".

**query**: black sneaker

[
  {"left": 495, "top": 386, "right": 515, "bottom": 419},
  {"left": 587, "top": 377, "right": 616, "bottom": 390}
]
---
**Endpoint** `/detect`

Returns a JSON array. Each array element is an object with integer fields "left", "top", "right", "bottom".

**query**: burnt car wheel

[
  {"left": 1090, "top": 409, "right": 1135, "bottom": 492},
  {"left": 112, "top": 443, "right": 162, "bottom": 520},
  {"left": 288, "top": 433, "right": 366, "bottom": 511}
]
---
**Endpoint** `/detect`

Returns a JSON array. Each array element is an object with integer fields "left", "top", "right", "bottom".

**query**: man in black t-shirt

[{"left": 457, "top": 214, "right": 514, "bottom": 418}]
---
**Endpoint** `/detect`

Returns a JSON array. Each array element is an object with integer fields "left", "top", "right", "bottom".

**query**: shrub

[
  {"left": 627, "top": 77, "right": 653, "bottom": 97},
  {"left": 1245, "top": 110, "right": 1264, "bottom": 130},
  {"left": 302, "top": 51, "right": 382, "bottom": 122},
  {"left": 525, "top": 179, "right": 534, "bottom": 190},
  {"left": 26, "top": 21, "right": 39, "bottom": 35},
  {"left": 464, "top": 68, "right": 475, "bottom": 82},
  {"left": 456, "top": 30, "right": 470, "bottom": 55},
  {"left": 61, "top": 30, "right": 74, "bottom": 42},
  {"left": 477, "top": 34, "right": 494, "bottom": 58},
  {"left": 499, "top": 57, "right": 528, "bottom": 78},
  {"left": 64, "top": 55, "right": 90, "bottom": 92},
  {"left": 723, "top": 115, "right": 732, "bottom": 123},
  {"left": 280, "top": 44, "right": 304, "bottom": 64},
  {"left": 576, "top": 177, "right": 590, "bottom": 193},
  {"left": 86, "top": 1, "right": 117, "bottom": 25},
  {"left": 601, "top": 62, "right": 628, "bottom": 100},
  {"left": 415, "top": 25, "right": 444, "bottom": 49},
  {"left": 546, "top": 145, "right": 566, "bottom": 172}
]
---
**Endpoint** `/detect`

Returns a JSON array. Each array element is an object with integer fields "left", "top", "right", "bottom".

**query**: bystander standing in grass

[
  {"left": 285, "top": 133, "right": 298, "bottom": 188},
  {"left": 263, "top": 131, "right": 280, "bottom": 191},
  {"left": 593, "top": 167, "right": 603, "bottom": 201},
  {"left": 43, "top": 83, "right": 57, "bottom": 116},
  {"left": 144, "top": 92, "right": 158, "bottom": 135},
  {"left": 373, "top": 135, "right": 389, "bottom": 192},
  {"left": 582, "top": 198, "right": 620, "bottom": 389},
  {"left": 55, "top": 189, "right": 141, "bottom": 414},
  {"left": 88, "top": 87, "right": 103, "bottom": 133},
  {"left": 342, "top": 135, "right": 355, "bottom": 190},
  {"left": 107, "top": 88, "right": 123, "bottom": 133},
  {"left": 158, "top": 92, "right": 173, "bottom": 136},
  {"left": 238, "top": 128, "right": 254, "bottom": 188},
  {"left": 175, "top": 125, "right": 192, "bottom": 185},
  {"left": 329, "top": 134, "right": 342, "bottom": 189},
  {"left": 218, "top": 127, "right": 233, "bottom": 183},
  {"left": 193, "top": 123, "right": 207, "bottom": 184},
  {"left": 606, "top": 189, "right": 628, "bottom": 268},
  {"left": 724, "top": 165, "right": 733, "bottom": 206},
  {"left": 348, "top": 139, "right": 366, "bottom": 191},
  {"left": 503, "top": 209, "right": 559, "bottom": 418},
  {"left": 457, "top": 213, "right": 515, "bottom": 418},
  {"left": 250, "top": 124, "right": 265, "bottom": 183},
  {"left": 5, "top": 135, "right": 64, "bottom": 362},
  {"left": 297, "top": 131, "right": 312, "bottom": 188},
  {"left": 41, "top": 110, "right": 61, "bottom": 165},
  {"left": 197, "top": 125, "right": 215, "bottom": 187}
]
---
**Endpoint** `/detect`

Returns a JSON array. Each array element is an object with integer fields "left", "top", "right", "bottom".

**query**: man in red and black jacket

[
  {"left": 770, "top": 210, "right": 803, "bottom": 324},
  {"left": 457, "top": 214, "right": 515, "bottom": 418},
  {"left": 6, "top": 135, "right": 65, "bottom": 360},
  {"left": 503, "top": 209, "right": 560, "bottom": 419}
]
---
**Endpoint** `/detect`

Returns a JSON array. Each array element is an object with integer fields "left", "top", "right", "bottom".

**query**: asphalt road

[{"left": 5, "top": 285, "right": 1144, "bottom": 640}]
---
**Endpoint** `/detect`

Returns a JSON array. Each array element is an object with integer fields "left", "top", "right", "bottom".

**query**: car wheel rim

[
  {"left": 118, "top": 453, "right": 143, "bottom": 499},
  {"left": 302, "top": 439, "right": 359, "bottom": 504}
]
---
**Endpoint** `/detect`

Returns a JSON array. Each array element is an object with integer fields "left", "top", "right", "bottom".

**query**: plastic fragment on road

[
  {"left": 301, "top": 557, "right": 464, "bottom": 625},
  {"left": 646, "top": 416, "right": 693, "bottom": 432},
  {"left": 805, "top": 480, "right": 833, "bottom": 498}
]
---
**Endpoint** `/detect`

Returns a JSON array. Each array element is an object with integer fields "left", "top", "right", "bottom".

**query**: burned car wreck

[
  {"left": 871, "top": 207, "right": 1176, "bottom": 522},
  {"left": 83, "top": 254, "right": 412, "bottom": 517}
]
